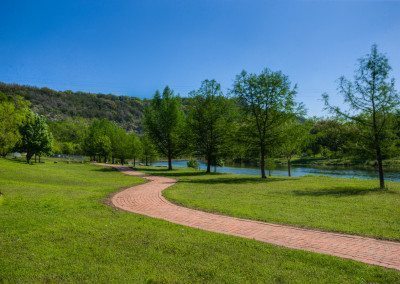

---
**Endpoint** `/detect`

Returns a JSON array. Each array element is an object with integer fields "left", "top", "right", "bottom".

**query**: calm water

[{"left": 152, "top": 160, "right": 400, "bottom": 182}]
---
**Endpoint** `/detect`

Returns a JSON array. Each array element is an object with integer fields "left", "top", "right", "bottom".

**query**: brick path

[{"left": 109, "top": 165, "right": 400, "bottom": 271}]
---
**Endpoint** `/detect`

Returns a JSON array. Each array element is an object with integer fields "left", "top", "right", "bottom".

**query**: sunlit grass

[
  {"left": 138, "top": 166, "right": 400, "bottom": 241},
  {"left": 1, "top": 159, "right": 399, "bottom": 282}
]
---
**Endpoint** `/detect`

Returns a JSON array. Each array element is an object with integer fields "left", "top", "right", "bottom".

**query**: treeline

[
  {"left": 0, "top": 83, "right": 144, "bottom": 131},
  {"left": 0, "top": 94, "right": 156, "bottom": 165},
  {"left": 0, "top": 92, "right": 53, "bottom": 163},
  {"left": 142, "top": 45, "right": 399, "bottom": 189},
  {"left": 0, "top": 45, "right": 399, "bottom": 189},
  {"left": 50, "top": 117, "right": 156, "bottom": 166}
]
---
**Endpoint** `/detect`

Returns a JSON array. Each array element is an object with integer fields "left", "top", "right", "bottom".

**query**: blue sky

[{"left": 1, "top": 0, "right": 399, "bottom": 116}]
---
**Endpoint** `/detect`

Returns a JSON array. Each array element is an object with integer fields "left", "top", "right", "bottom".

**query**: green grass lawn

[
  {"left": 136, "top": 167, "right": 400, "bottom": 241},
  {"left": 1, "top": 159, "right": 400, "bottom": 282}
]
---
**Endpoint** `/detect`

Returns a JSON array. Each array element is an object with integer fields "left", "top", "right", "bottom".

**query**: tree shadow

[
  {"left": 3, "top": 158, "right": 29, "bottom": 165},
  {"left": 92, "top": 167, "right": 117, "bottom": 172},
  {"left": 292, "top": 186, "right": 398, "bottom": 197},
  {"left": 136, "top": 167, "right": 218, "bottom": 177},
  {"left": 137, "top": 167, "right": 169, "bottom": 172},
  {"left": 143, "top": 170, "right": 215, "bottom": 177},
  {"left": 183, "top": 176, "right": 292, "bottom": 184}
]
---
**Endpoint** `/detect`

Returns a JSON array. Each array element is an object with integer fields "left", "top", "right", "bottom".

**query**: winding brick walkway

[{"left": 109, "top": 165, "right": 400, "bottom": 271}]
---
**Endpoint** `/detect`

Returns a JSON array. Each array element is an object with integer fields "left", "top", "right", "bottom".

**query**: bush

[{"left": 187, "top": 159, "right": 200, "bottom": 170}]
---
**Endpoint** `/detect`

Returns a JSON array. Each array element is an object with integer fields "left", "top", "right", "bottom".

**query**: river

[{"left": 152, "top": 160, "right": 400, "bottom": 182}]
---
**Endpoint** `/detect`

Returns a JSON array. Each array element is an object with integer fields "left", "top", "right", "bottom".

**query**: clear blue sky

[{"left": 1, "top": 0, "right": 399, "bottom": 116}]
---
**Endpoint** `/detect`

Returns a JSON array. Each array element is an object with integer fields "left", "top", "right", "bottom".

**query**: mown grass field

[
  {"left": 1, "top": 159, "right": 400, "bottom": 282},
  {"left": 137, "top": 167, "right": 400, "bottom": 241}
]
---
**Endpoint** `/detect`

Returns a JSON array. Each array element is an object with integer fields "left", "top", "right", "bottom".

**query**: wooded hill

[{"left": 0, "top": 82, "right": 145, "bottom": 131}]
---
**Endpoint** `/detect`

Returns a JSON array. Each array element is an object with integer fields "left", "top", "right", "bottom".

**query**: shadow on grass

[
  {"left": 137, "top": 167, "right": 296, "bottom": 183},
  {"left": 292, "top": 187, "right": 398, "bottom": 197},
  {"left": 139, "top": 169, "right": 214, "bottom": 177},
  {"left": 92, "top": 167, "right": 117, "bottom": 172},
  {"left": 182, "top": 176, "right": 292, "bottom": 184},
  {"left": 3, "top": 158, "right": 30, "bottom": 165}
]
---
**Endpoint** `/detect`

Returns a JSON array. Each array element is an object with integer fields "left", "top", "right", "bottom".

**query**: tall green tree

[
  {"left": 278, "top": 119, "right": 309, "bottom": 177},
  {"left": 140, "top": 135, "right": 157, "bottom": 166},
  {"left": 232, "top": 69, "right": 298, "bottom": 178},
  {"left": 49, "top": 117, "right": 89, "bottom": 155},
  {"left": 143, "top": 86, "right": 186, "bottom": 170},
  {"left": 112, "top": 127, "right": 128, "bottom": 164},
  {"left": 188, "top": 80, "right": 235, "bottom": 173},
  {"left": 19, "top": 112, "right": 53, "bottom": 163},
  {"left": 93, "top": 135, "right": 112, "bottom": 163},
  {"left": 0, "top": 93, "right": 30, "bottom": 157},
  {"left": 323, "top": 45, "right": 399, "bottom": 189},
  {"left": 84, "top": 119, "right": 113, "bottom": 162},
  {"left": 127, "top": 132, "right": 142, "bottom": 167}
]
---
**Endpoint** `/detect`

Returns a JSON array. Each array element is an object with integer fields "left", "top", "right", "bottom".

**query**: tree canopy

[
  {"left": 18, "top": 112, "right": 53, "bottom": 163},
  {"left": 232, "top": 69, "right": 300, "bottom": 178},
  {"left": 323, "top": 44, "right": 399, "bottom": 189},
  {"left": 143, "top": 86, "right": 186, "bottom": 170},
  {"left": 188, "top": 79, "right": 236, "bottom": 173}
]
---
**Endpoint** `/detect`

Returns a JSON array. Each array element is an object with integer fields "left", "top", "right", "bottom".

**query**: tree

[
  {"left": 323, "top": 45, "right": 399, "bottom": 189},
  {"left": 48, "top": 117, "right": 89, "bottom": 155},
  {"left": 127, "top": 132, "right": 142, "bottom": 167},
  {"left": 143, "top": 86, "right": 186, "bottom": 170},
  {"left": 232, "top": 69, "right": 299, "bottom": 178},
  {"left": 278, "top": 119, "right": 309, "bottom": 177},
  {"left": 140, "top": 135, "right": 157, "bottom": 166},
  {"left": 19, "top": 112, "right": 53, "bottom": 163},
  {"left": 306, "top": 119, "right": 352, "bottom": 158},
  {"left": 188, "top": 80, "right": 235, "bottom": 173},
  {"left": 110, "top": 125, "right": 129, "bottom": 164},
  {"left": 93, "top": 135, "right": 112, "bottom": 163},
  {"left": 265, "top": 158, "right": 276, "bottom": 177},
  {"left": 84, "top": 119, "right": 113, "bottom": 162},
  {"left": 0, "top": 93, "right": 30, "bottom": 157}
]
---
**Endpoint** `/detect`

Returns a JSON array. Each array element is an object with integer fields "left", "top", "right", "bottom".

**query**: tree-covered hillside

[{"left": 0, "top": 82, "right": 145, "bottom": 131}]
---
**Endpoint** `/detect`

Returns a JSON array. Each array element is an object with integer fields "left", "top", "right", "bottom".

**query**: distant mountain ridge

[{"left": 0, "top": 82, "right": 145, "bottom": 131}]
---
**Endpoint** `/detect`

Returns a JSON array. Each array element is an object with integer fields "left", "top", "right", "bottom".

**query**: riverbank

[
  {"left": 158, "top": 157, "right": 400, "bottom": 170},
  {"left": 153, "top": 160, "right": 400, "bottom": 182}
]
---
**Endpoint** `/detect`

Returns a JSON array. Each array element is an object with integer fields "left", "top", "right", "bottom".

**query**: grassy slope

[
  {"left": 1, "top": 160, "right": 400, "bottom": 282},
  {"left": 136, "top": 168, "right": 400, "bottom": 241}
]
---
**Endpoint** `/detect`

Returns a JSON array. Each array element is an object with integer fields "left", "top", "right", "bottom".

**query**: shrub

[{"left": 187, "top": 159, "right": 200, "bottom": 170}]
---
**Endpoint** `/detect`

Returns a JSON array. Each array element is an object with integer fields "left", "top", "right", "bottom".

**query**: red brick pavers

[{"left": 110, "top": 165, "right": 400, "bottom": 271}]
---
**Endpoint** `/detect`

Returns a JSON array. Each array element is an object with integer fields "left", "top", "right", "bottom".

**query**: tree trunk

[
  {"left": 287, "top": 158, "right": 291, "bottom": 177},
  {"left": 376, "top": 146, "right": 385, "bottom": 189},
  {"left": 206, "top": 157, "right": 211, "bottom": 173},
  {"left": 145, "top": 156, "right": 148, "bottom": 166},
  {"left": 112, "top": 156, "right": 115, "bottom": 164},
  {"left": 168, "top": 156, "right": 172, "bottom": 170},
  {"left": 268, "top": 169, "right": 271, "bottom": 177},
  {"left": 34, "top": 154, "right": 37, "bottom": 163},
  {"left": 133, "top": 157, "right": 136, "bottom": 167},
  {"left": 26, "top": 151, "right": 33, "bottom": 164},
  {"left": 39, "top": 156, "right": 41, "bottom": 163},
  {"left": 260, "top": 149, "right": 266, "bottom": 179}
]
